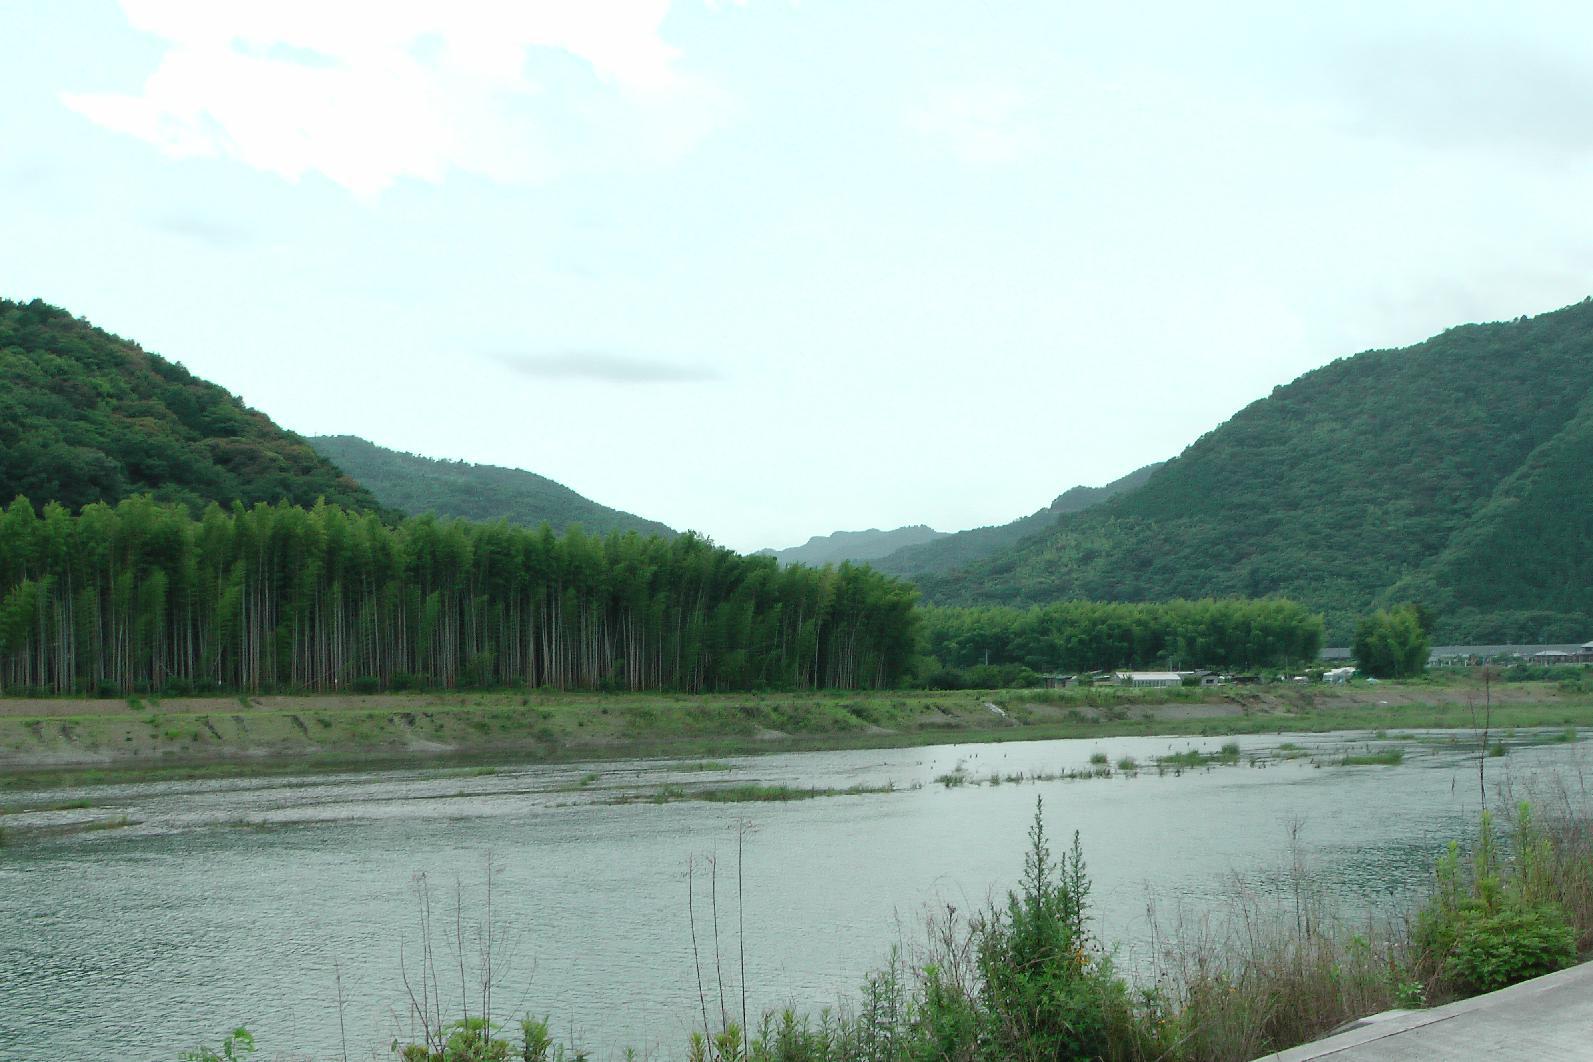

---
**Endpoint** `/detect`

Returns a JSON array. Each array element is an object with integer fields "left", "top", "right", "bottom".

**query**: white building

[{"left": 1325, "top": 666, "right": 1356, "bottom": 684}]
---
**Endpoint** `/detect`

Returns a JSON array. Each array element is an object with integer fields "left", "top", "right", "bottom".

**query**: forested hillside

[
  {"left": 0, "top": 497, "right": 918, "bottom": 695},
  {"left": 0, "top": 299, "right": 376, "bottom": 513},
  {"left": 1387, "top": 389, "right": 1593, "bottom": 640},
  {"left": 918, "top": 299, "right": 1593, "bottom": 642},
  {"left": 873, "top": 464, "right": 1162, "bottom": 579},
  {"left": 759, "top": 525, "right": 947, "bottom": 566},
  {"left": 311, "top": 435, "right": 674, "bottom": 539}
]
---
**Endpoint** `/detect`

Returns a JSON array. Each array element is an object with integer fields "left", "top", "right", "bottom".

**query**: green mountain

[
  {"left": 917, "top": 298, "right": 1593, "bottom": 643},
  {"left": 872, "top": 464, "right": 1162, "bottom": 580},
  {"left": 0, "top": 298, "right": 376, "bottom": 513},
  {"left": 1387, "top": 386, "right": 1593, "bottom": 641},
  {"left": 310, "top": 435, "right": 674, "bottom": 538},
  {"left": 757, "top": 525, "right": 948, "bottom": 567}
]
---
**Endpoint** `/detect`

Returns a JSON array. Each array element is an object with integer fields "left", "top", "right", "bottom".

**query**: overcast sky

[{"left": 4, "top": 1, "right": 1592, "bottom": 552}]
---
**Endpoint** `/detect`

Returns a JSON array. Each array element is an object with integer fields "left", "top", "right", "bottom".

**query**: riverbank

[{"left": 2, "top": 676, "right": 1589, "bottom": 789}]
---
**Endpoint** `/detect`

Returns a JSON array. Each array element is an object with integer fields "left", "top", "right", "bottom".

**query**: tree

[{"left": 1352, "top": 605, "right": 1431, "bottom": 678}]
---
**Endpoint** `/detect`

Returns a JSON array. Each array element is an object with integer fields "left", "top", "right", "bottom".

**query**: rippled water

[{"left": 2, "top": 729, "right": 1587, "bottom": 1061}]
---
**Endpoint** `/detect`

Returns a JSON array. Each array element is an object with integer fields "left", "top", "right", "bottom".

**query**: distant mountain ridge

[
  {"left": 871, "top": 464, "right": 1163, "bottom": 579},
  {"left": 310, "top": 435, "right": 674, "bottom": 538},
  {"left": 916, "top": 298, "right": 1593, "bottom": 643},
  {"left": 0, "top": 299, "right": 377, "bottom": 513},
  {"left": 757, "top": 525, "right": 948, "bottom": 567}
]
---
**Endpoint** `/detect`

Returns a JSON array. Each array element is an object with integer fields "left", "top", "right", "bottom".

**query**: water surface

[{"left": 2, "top": 729, "right": 1585, "bottom": 1061}]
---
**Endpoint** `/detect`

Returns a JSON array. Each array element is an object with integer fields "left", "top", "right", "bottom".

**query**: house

[
  {"left": 1531, "top": 650, "right": 1575, "bottom": 666},
  {"left": 1114, "top": 671, "right": 1183, "bottom": 688},
  {"left": 1038, "top": 673, "right": 1074, "bottom": 689}
]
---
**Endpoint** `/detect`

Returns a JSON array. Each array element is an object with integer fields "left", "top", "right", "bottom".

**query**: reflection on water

[{"left": 1, "top": 729, "right": 1586, "bottom": 1061}]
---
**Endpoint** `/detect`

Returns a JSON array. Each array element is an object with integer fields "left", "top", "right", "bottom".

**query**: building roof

[
  {"left": 1115, "top": 671, "right": 1182, "bottom": 680},
  {"left": 1328, "top": 644, "right": 1588, "bottom": 663},
  {"left": 1423, "top": 644, "right": 1586, "bottom": 661}
]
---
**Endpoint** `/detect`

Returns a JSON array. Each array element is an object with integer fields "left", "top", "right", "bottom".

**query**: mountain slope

[
  {"left": 918, "top": 298, "right": 1593, "bottom": 641},
  {"left": 311, "top": 435, "right": 674, "bottom": 538},
  {"left": 872, "top": 463, "right": 1162, "bottom": 579},
  {"left": 0, "top": 299, "right": 377, "bottom": 512},
  {"left": 758, "top": 525, "right": 947, "bottom": 567},
  {"left": 1387, "top": 387, "right": 1593, "bottom": 641}
]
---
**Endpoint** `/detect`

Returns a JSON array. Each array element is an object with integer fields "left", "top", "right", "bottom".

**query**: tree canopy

[
  {"left": 923, "top": 598, "right": 1323, "bottom": 674},
  {"left": 1352, "top": 606, "right": 1431, "bottom": 679},
  {"left": 0, "top": 496, "right": 920, "bottom": 695}
]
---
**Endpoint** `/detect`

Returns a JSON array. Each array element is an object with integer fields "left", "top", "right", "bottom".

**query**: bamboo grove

[
  {"left": 922, "top": 599, "right": 1324, "bottom": 674},
  {"left": 0, "top": 497, "right": 920, "bottom": 695}
]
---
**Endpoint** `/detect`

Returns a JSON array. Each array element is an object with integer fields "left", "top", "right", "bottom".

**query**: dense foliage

[
  {"left": 1415, "top": 807, "right": 1578, "bottom": 995},
  {"left": 922, "top": 599, "right": 1324, "bottom": 674},
  {"left": 873, "top": 463, "right": 1161, "bottom": 580},
  {"left": 0, "top": 497, "right": 919, "bottom": 695},
  {"left": 1389, "top": 392, "right": 1593, "bottom": 642},
  {"left": 1351, "top": 605, "right": 1431, "bottom": 678},
  {"left": 0, "top": 299, "right": 377, "bottom": 514},
  {"left": 917, "top": 300, "right": 1593, "bottom": 643},
  {"left": 311, "top": 434, "right": 675, "bottom": 539}
]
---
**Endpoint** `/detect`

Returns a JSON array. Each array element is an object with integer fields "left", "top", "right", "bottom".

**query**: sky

[{"left": 4, "top": 1, "right": 1593, "bottom": 552}]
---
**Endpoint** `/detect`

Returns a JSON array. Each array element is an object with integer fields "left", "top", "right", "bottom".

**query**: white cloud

[
  {"left": 498, "top": 349, "right": 721, "bottom": 383},
  {"left": 911, "top": 82, "right": 1037, "bottom": 165},
  {"left": 63, "top": 0, "right": 730, "bottom": 196}
]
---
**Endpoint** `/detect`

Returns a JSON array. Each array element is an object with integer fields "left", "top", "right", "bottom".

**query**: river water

[{"left": 1, "top": 729, "right": 1587, "bottom": 1061}]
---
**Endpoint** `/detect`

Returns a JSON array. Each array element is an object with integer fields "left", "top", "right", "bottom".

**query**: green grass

[
  {"left": 0, "top": 798, "right": 93, "bottom": 814},
  {"left": 619, "top": 782, "right": 900, "bottom": 804},
  {"left": 1340, "top": 749, "right": 1405, "bottom": 766},
  {"left": 1157, "top": 744, "right": 1242, "bottom": 769}
]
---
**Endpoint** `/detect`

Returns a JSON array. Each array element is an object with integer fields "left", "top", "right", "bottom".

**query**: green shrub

[
  {"left": 1443, "top": 904, "right": 1575, "bottom": 993},
  {"left": 1415, "top": 805, "right": 1579, "bottom": 995},
  {"left": 351, "top": 675, "right": 381, "bottom": 694},
  {"left": 179, "top": 1027, "right": 254, "bottom": 1061},
  {"left": 973, "top": 798, "right": 1131, "bottom": 1059}
]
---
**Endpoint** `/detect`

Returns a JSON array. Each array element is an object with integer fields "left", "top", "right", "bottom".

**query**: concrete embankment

[{"left": 1263, "top": 961, "right": 1593, "bottom": 1060}]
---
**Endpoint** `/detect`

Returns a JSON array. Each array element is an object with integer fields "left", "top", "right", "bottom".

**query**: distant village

[{"left": 1039, "top": 639, "right": 1593, "bottom": 690}]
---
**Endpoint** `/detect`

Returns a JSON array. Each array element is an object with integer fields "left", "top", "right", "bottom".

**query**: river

[{"left": 2, "top": 728, "right": 1586, "bottom": 1061}]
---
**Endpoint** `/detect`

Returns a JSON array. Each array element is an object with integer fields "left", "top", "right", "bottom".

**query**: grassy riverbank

[{"left": 3, "top": 675, "right": 1590, "bottom": 790}]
